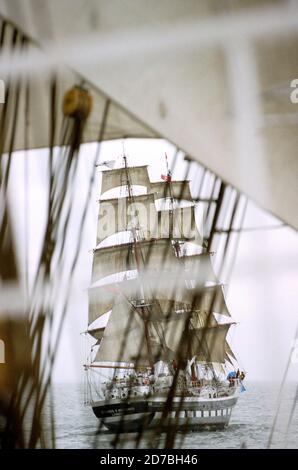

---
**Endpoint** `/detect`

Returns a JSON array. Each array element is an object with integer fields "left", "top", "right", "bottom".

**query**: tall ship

[{"left": 84, "top": 154, "right": 244, "bottom": 432}]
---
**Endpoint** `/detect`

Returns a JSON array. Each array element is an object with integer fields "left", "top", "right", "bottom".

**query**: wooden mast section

[{"left": 122, "top": 153, "right": 154, "bottom": 370}]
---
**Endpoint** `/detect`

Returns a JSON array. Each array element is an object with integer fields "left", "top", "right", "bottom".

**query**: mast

[
  {"left": 87, "top": 155, "right": 236, "bottom": 373},
  {"left": 122, "top": 152, "right": 154, "bottom": 369},
  {"left": 164, "top": 152, "right": 180, "bottom": 257},
  {"left": 161, "top": 156, "right": 229, "bottom": 380}
]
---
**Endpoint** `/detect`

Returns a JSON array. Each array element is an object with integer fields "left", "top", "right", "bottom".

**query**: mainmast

[
  {"left": 122, "top": 152, "right": 154, "bottom": 369},
  {"left": 164, "top": 152, "right": 180, "bottom": 257}
]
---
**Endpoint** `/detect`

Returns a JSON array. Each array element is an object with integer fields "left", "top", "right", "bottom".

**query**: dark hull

[
  {"left": 92, "top": 400, "right": 154, "bottom": 432},
  {"left": 91, "top": 395, "right": 238, "bottom": 433}
]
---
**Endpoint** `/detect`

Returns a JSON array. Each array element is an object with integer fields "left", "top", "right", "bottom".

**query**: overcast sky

[{"left": 7, "top": 138, "right": 298, "bottom": 383}]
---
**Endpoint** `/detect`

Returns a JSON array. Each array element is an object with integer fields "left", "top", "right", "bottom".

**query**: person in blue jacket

[{"left": 227, "top": 371, "right": 236, "bottom": 387}]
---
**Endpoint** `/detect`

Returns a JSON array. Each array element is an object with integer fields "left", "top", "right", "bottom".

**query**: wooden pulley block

[{"left": 62, "top": 85, "right": 92, "bottom": 120}]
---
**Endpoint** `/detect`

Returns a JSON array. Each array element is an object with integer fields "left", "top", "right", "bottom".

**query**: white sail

[
  {"left": 89, "top": 160, "right": 235, "bottom": 371},
  {"left": 88, "top": 275, "right": 188, "bottom": 324},
  {"left": 198, "top": 285, "right": 230, "bottom": 317},
  {"left": 88, "top": 282, "right": 119, "bottom": 325},
  {"left": 91, "top": 238, "right": 176, "bottom": 284},
  {"left": 88, "top": 278, "right": 146, "bottom": 325},
  {"left": 151, "top": 180, "right": 192, "bottom": 201},
  {"left": 159, "top": 205, "right": 202, "bottom": 243},
  {"left": 92, "top": 246, "right": 215, "bottom": 287},
  {"left": 87, "top": 327, "right": 105, "bottom": 342},
  {"left": 191, "top": 309, "right": 219, "bottom": 329},
  {"left": 94, "top": 300, "right": 173, "bottom": 365},
  {"left": 163, "top": 320, "right": 231, "bottom": 364},
  {"left": 101, "top": 165, "right": 151, "bottom": 195},
  {"left": 181, "top": 252, "right": 217, "bottom": 283},
  {"left": 89, "top": 253, "right": 226, "bottom": 324},
  {"left": 190, "top": 325, "right": 231, "bottom": 363},
  {"left": 225, "top": 341, "right": 237, "bottom": 361},
  {"left": 97, "top": 194, "right": 201, "bottom": 246},
  {"left": 0, "top": 69, "right": 158, "bottom": 154},
  {"left": 97, "top": 193, "right": 156, "bottom": 245},
  {"left": 89, "top": 252, "right": 224, "bottom": 323}
]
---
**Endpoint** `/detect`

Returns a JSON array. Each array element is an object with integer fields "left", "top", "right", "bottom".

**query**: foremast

[{"left": 122, "top": 153, "right": 154, "bottom": 369}]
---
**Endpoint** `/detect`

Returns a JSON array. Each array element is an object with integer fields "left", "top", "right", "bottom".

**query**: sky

[{"left": 6, "top": 138, "right": 298, "bottom": 383}]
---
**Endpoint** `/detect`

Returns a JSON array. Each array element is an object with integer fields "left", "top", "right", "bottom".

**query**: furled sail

[{"left": 101, "top": 165, "right": 151, "bottom": 195}]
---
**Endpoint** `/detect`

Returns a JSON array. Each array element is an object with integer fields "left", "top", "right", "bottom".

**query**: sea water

[{"left": 39, "top": 382, "right": 298, "bottom": 449}]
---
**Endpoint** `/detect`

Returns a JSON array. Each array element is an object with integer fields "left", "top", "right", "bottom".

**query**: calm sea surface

[{"left": 40, "top": 382, "right": 298, "bottom": 449}]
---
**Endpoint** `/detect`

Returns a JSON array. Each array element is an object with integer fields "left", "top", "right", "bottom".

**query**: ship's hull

[{"left": 91, "top": 394, "right": 238, "bottom": 432}]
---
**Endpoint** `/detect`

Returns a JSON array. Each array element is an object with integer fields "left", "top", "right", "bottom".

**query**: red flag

[
  {"left": 161, "top": 169, "right": 172, "bottom": 182},
  {"left": 161, "top": 152, "right": 172, "bottom": 181},
  {"left": 161, "top": 174, "right": 171, "bottom": 182}
]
